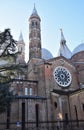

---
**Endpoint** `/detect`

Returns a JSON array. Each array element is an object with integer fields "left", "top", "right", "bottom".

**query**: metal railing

[{"left": 0, "top": 120, "right": 84, "bottom": 130}]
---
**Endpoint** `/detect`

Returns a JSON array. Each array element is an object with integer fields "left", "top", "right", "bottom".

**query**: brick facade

[{"left": 0, "top": 6, "right": 84, "bottom": 130}]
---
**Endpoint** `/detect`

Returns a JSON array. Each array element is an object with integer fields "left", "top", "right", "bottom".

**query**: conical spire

[
  {"left": 58, "top": 29, "right": 72, "bottom": 59},
  {"left": 19, "top": 32, "right": 24, "bottom": 41},
  {"left": 60, "top": 29, "right": 66, "bottom": 43},
  {"left": 29, "top": 4, "right": 40, "bottom": 21},
  {"left": 32, "top": 3, "right": 38, "bottom": 16}
]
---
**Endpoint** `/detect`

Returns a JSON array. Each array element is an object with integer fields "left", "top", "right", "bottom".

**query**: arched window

[
  {"left": 29, "top": 88, "right": 32, "bottom": 95},
  {"left": 32, "top": 21, "right": 38, "bottom": 28},
  {"left": 35, "top": 104, "right": 39, "bottom": 127},
  {"left": 54, "top": 102, "right": 57, "bottom": 109},
  {"left": 35, "top": 21, "right": 37, "bottom": 27},
  {"left": 32, "top": 21, "right": 34, "bottom": 27},
  {"left": 25, "top": 87, "right": 28, "bottom": 95}
]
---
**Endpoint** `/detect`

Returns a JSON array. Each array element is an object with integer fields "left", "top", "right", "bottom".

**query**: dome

[
  {"left": 72, "top": 43, "right": 84, "bottom": 55},
  {"left": 42, "top": 48, "right": 53, "bottom": 60}
]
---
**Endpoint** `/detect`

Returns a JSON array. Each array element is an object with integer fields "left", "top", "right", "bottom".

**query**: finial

[
  {"left": 34, "top": 3, "right": 35, "bottom": 9},
  {"left": 60, "top": 28, "right": 62, "bottom": 32},
  {"left": 60, "top": 28, "right": 63, "bottom": 36}
]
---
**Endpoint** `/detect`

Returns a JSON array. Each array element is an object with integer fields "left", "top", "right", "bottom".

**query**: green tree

[
  {"left": 0, "top": 83, "right": 14, "bottom": 113},
  {"left": 0, "top": 28, "right": 18, "bottom": 129}
]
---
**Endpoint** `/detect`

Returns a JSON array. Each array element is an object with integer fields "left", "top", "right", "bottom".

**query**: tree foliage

[
  {"left": 0, "top": 28, "right": 23, "bottom": 113},
  {"left": 0, "top": 29, "right": 18, "bottom": 57},
  {"left": 0, "top": 83, "right": 14, "bottom": 113}
]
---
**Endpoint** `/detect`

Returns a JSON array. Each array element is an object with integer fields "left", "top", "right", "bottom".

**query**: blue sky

[{"left": 0, "top": 0, "right": 84, "bottom": 61}]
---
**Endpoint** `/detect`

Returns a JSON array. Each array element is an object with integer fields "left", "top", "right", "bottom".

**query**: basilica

[{"left": 0, "top": 5, "right": 84, "bottom": 130}]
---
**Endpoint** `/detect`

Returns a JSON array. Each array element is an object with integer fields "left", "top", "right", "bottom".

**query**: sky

[{"left": 0, "top": 0, "right": 84, "bottom": 62}]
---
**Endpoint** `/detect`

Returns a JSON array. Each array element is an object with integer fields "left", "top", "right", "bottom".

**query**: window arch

[
  {"left": 32, "top": 21, "right": 34, "bottom": 27},
  {"left": 35, "top": 104, "right": 39, "bottom": 127},
  {"left": 32, "top": 21, "right": 38, "bottom": 28},
  {"left": 54, "top": 102, "right": 57, "bottom": 109},
  {"left": 29, "top": 88, "right": 32, "bottom": 95}
]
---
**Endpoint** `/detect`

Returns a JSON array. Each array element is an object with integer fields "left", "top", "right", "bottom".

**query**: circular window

[{"left": 53, "top": 66, "right": 72, "bottom": 87}]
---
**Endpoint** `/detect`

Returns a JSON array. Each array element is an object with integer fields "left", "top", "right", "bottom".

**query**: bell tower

[{"left": 29, "top": 5, "right": 41, "bottom": 60}]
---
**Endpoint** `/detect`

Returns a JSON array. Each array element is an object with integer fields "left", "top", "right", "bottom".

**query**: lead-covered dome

[
  {"left": 42, "top": 48, "right": 53, "bottom": 60},
  {"left": 72, "top": 43, "right": 84, "bottom": 55}
]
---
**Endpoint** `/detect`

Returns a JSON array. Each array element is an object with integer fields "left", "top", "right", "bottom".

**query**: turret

[{"left": 16, "top": 32, "right": 25, "bottom": 63}]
